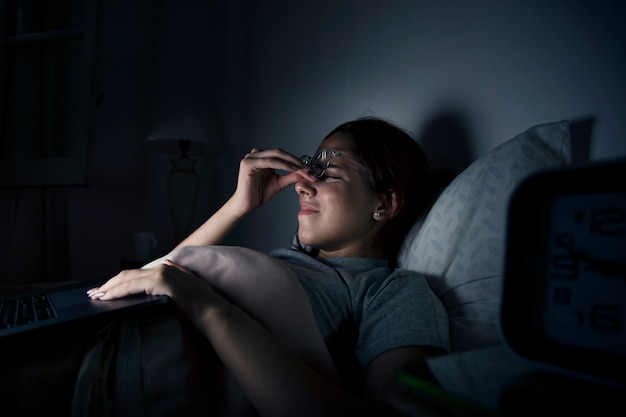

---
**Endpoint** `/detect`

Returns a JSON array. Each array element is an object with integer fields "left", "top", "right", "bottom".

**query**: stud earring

[{"left": 373, "top": 212, "right": 382, "bottom": 218}]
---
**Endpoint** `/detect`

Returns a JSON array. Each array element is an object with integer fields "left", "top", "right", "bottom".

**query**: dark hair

[{"left": 324, "top": 117, "right": 431, "bottom": 265}]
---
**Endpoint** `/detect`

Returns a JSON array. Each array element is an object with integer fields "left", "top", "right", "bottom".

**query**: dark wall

[{"left": 2, "top": 0, "right": 624, "bottom": 283}]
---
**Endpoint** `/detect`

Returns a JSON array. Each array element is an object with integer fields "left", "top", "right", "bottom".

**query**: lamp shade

[{"left": 143, "top": 107, "right": 223, "bottom": 156}]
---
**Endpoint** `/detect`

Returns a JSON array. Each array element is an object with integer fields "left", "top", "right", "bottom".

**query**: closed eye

[{"left": 321, "top": 165, "right": 347, "bottom": 181}]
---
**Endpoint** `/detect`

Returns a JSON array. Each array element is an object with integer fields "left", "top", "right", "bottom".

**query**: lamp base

[{"left": 167, "top": 157, "right": 198, "bottom": 242}]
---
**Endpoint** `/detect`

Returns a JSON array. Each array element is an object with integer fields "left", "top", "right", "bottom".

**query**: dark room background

[{"left": 1, "top": 0, "right": 625, "bottom": 284}]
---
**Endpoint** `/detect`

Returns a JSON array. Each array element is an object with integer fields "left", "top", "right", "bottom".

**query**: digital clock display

[
  {"left": 501, "top": 158, "right": 626, "bottom": 386},
  {"left": 544, "top": 192, "right": 626, "bottom": 355}
]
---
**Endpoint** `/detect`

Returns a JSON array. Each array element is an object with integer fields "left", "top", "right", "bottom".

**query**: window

[{"left": 0, "top": 0, "right": 98, "bottom": 186}]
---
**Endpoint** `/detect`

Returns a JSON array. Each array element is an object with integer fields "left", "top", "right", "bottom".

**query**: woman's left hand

[
  {"left": 88, "top": 261, "right": 173, "bottom": 299},
  {"left": 87, "top": 261, "right": 225, "bottom": 330},
  {"left": 87, "top": 260, "right": 215, "bottom": 312}
]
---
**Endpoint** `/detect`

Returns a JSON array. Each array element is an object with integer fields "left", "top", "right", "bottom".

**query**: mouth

[{"left": 298, "top": 203, "right": 319, "bottom": 216}]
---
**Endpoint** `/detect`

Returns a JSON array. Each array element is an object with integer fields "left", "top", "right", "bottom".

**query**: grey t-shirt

[{"left": 270, "top": 248, "right": 449, "bottom": 391}]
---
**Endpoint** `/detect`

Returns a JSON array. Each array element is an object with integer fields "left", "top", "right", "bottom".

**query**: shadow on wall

[
  {"left": 568, "top": 116, "right": 594, "bottom": 165},
  {"left": 416, "top": 110, "right": 476, "bottom": 175},
  {"left": 416, "top": 111, "right": 596, "bottom": 172}
]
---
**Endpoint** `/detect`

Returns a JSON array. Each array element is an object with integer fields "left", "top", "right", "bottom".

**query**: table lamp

[{"left": 143, "top": 107, "right": 223, "bottom": 242}]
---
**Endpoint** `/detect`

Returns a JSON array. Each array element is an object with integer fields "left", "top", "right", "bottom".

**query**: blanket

[
  {"left": 3, "top": 246, "right": 339, "bottom": 416},
  {"left": 165, "top": 245, "right": 339, "bottom": 383},
  {"left": 71, "top": 246, "right": 339, "bottom": 417}
]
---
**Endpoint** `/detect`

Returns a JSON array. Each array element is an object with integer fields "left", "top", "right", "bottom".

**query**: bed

[
  {"left": 147, "top": 119, "right": 571, "bottom": 415},
  {"left": 4, "top": 120, "right": 574, "bottom": 416}
]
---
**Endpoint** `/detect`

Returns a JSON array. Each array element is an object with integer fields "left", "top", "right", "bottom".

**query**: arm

[
  {"left": 174, "top": 148, "right": 314, "bottom": 249},
  {"left": 197, "top": 291, "right": 442, "bottom": 416},
  {"left": 200, "top": 282, "right": 375, "bottom": 417},
  {"left": 142, "top": 148, "right": 312, "bottom": 270}
]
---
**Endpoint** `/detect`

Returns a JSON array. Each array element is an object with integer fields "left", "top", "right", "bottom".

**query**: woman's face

[{"left": 295, "top": 132, "right": 385, "bottom": 258}]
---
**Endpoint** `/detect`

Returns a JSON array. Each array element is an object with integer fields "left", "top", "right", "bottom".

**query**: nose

[{"left": 295, "top": 178, "right": 317, "bottom": 196}]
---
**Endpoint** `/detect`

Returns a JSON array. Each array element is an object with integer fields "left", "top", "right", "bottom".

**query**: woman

[{"left": 89, "top": 117, "right": 450, "bottom": 416}]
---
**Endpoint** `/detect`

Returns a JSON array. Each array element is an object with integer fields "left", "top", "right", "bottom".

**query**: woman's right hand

[
  {"left": 172, "top": 148, "right": 316, "bottom": 249},
  {"left": 230, "top": 148, "right": 315, "bottom": 215}
]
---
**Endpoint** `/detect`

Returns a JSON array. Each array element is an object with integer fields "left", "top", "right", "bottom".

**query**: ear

[{"left": 373, "top": 189, "right": 401, "bottom": 221}]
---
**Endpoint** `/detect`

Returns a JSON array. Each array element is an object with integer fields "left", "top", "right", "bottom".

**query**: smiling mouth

[{"left": 298, "top": 204, "right": 319, "bottom": 215}]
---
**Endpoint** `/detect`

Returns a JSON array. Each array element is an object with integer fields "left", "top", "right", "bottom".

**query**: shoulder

[
  {"left": 356, "top": 268, "right": 450, "bottom": 367},
  {"left": 363, "top": 268, "right": 433, "bottom": 302},
  {"left": 385, "top": 268, "right": 427, "bottom": 282}
]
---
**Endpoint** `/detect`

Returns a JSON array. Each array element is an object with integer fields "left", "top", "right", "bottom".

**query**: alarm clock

[{"left": 500, "top": 157, "right": 626, "bottom": 387}]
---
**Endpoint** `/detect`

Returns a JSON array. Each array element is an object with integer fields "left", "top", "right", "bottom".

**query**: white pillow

[{"left": 398, "top": 121, "right": 572, "bottom": 352}]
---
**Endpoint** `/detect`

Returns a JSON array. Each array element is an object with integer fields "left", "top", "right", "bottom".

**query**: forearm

[
  {"left": 174, "top": 148, "right": 310, "bottom": 250},
  {"left": 198, "top": 299, "right": 379, "bottom": 417}
]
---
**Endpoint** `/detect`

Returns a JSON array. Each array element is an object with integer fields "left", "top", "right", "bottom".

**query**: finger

[
  {"left": 86, "top": 287, "right": 100, "bottom": 296},
  {"left": 241, "top": 156, "right": 304, "bottom": 176},
  {"left": 276, "top": 170, "right": 316, "bottom": 190},
  {"left": 86, "top": 274, "right": 123, "bottom": 296},
  {"left": 293, "top": 168, "right": 317, "bottom": 182},
  {"left": 243, "top": 148, "right": 304, "bottom": 170},
  {"left": 243, "top": 148, "right": 262, "bottom": 158},
  {"left": 89, "top": 268, "right": 160, "bottom": 300},
  {"left": 93, "top": 277, "right": 157, "bottom": 300},
  {"left": 95, "top": 269, "right": 142, "bottom": 293}
]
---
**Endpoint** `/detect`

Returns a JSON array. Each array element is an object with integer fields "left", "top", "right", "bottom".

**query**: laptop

[{"left": 0, "top": 279, "right": 169, "bottom": 339}]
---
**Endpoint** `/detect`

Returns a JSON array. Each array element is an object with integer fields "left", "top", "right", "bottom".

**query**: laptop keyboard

[{"left": 0, "top": 292, "right": 57, "bottom": 329}]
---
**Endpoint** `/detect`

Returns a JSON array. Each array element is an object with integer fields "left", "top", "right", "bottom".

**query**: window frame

[{"left": 0, "top": 0, "right": 98, "bottom": 187}]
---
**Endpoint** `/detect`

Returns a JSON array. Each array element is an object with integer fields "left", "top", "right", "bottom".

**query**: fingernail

[{"left": 90, "top": 292, "right": 106, "bottom": 299}]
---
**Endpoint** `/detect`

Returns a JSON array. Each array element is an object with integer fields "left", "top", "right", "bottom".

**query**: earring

[{"left": 373, "top": 212, "right": 383, "bottom": 218}]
